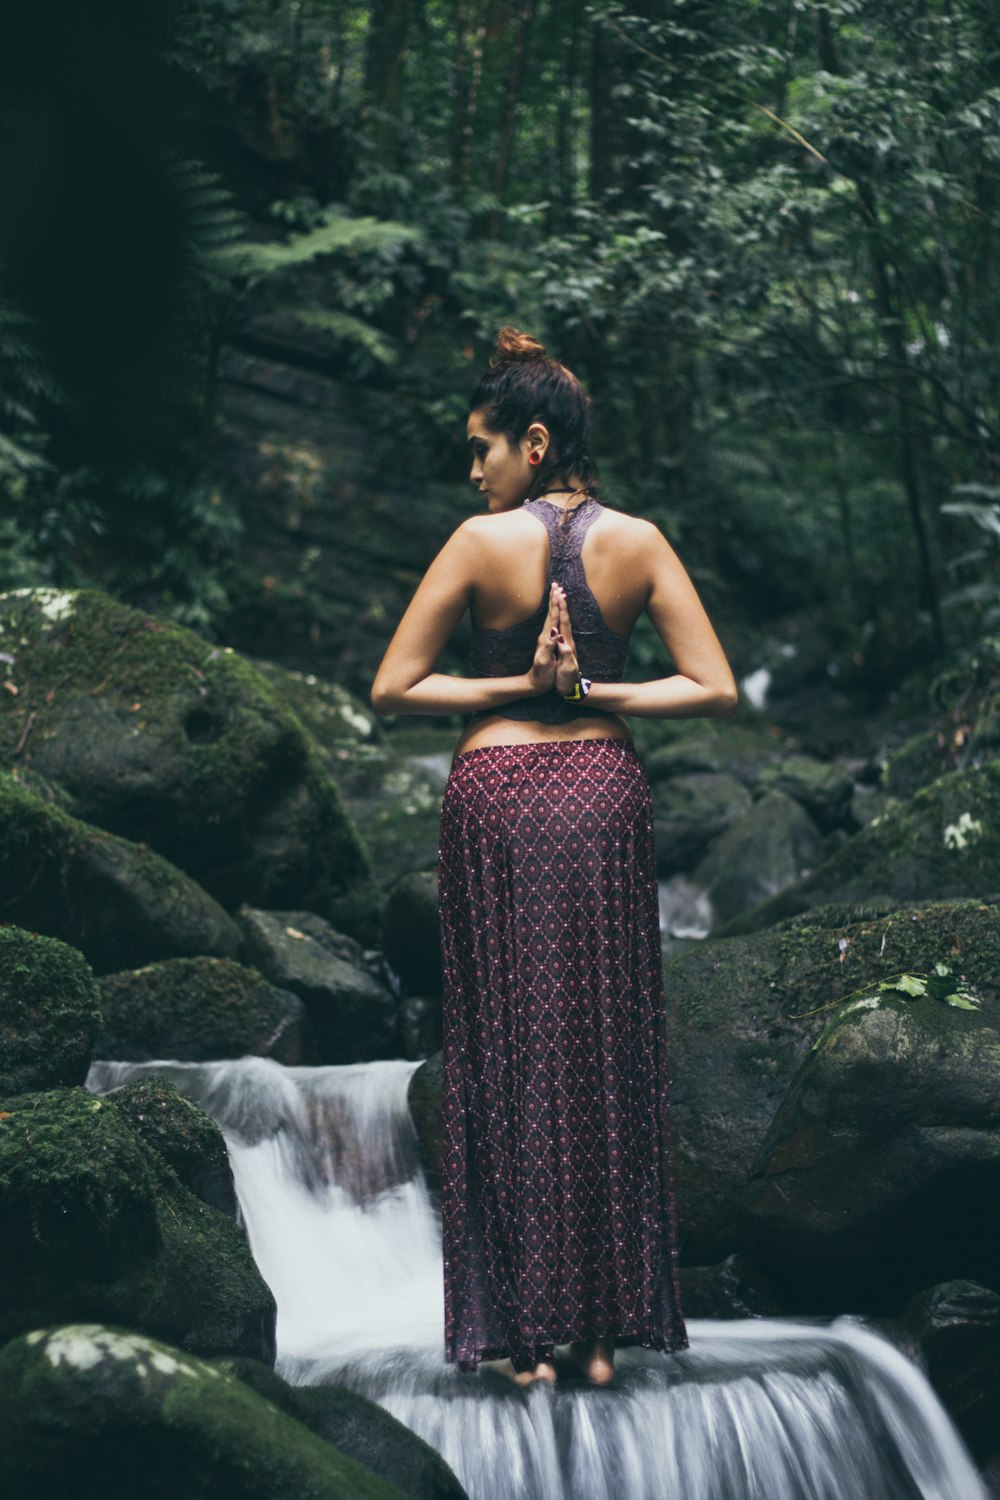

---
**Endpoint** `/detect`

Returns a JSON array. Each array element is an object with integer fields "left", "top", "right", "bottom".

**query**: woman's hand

[
  {"left": 552, "top": 584, "right": 582, "bottom": 696},
  {"left": 527, "top": 583, "right": 564, "bottom": 696}
]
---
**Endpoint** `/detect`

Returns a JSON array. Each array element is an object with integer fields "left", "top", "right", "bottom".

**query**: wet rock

[
  {"left": 407, "top": 1051, "right": 443, "bottom": 1194},
  {"left": 691, "top": 790, "right": 825, "bottom": 927},
  {"left": 719, "top": 760, "right": 1000, "bottom": 937},
  {"left": 238, "top": 907, "right": 398, "bottom": 1063},
  {"left": 0, "top": 1325, "right": 406, "bottom": 1500},
  {"left": 399, "top": 995, "right": 443, "bottom": 1062},
  {"left": 739, "top": 987, "right": 1000, "bottom": 1314},
  {"left": 651, "top": 772, "right": 752, "bottom": 874},
  {"left": 643, "top": 721, "right": 786, "bottom": 787},
  {"left": 893, "top": 1280, "right": 1000, "bottom": 1462},
  {"left": 665, "top": 898, "right": 1000, "bottom": 1262},
  {"left": 0, "top": 588, "right": 377, "bottom": 942},
  {"left": 248, "top": 656, "right": 382, "bottom": 757},
  {"left": 757, "top": 755, "right": 854, "bottom": 833},
  {"left": 0, "top": 1087, "right": 275, "bottom": 1361},
  {"left": 109, "top": 1076, "right": 239, "bottom": 1220},
  {"left": 677, "top": 1254, "right": 782, "bottom": 1319},
  {"left": 0, "top": 770, "right": 242, "bottom": 975},
  {"left": 217, "top": 1357, "right": 467, "bottom": 1500},
  {"left": 0, "top": 927, "right": 102, "bottom": 1096},
  {"left": 382, "top": 873, "right": 441, "bottom": 997},
  {"left": 96, "top": 957, "right": 305, "bottom": 1064}
]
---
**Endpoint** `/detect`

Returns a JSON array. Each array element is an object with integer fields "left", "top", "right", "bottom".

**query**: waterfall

[{"left": 87, "top": 1057, "right": 987, "bottom": 1500}]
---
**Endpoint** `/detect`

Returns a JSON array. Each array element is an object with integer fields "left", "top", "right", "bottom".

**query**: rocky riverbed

[{"left": 2, "top": 586, "right": 999, "bottom": 1494}]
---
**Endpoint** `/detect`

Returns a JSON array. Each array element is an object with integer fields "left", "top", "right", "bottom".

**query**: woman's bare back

[{"left": 453, "top": 503, "right": 649, "bottom": 757}]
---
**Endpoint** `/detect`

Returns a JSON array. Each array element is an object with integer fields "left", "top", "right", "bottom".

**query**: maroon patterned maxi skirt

[{"left": 438, "top": 736, "right": 688, "bottom": 1374}]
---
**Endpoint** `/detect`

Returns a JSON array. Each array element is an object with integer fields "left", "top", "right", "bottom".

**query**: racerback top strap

[{"left": 466, "top": 496, "right": 631, "bottom": 724}]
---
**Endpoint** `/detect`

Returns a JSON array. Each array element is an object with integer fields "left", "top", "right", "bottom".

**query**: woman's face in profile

[{"left": 467, "top": 408, "right": 535, "bottom": 513}]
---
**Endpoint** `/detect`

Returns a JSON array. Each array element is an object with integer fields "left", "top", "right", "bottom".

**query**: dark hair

[{"left": 467, "top": 327, "right": 602, "bottom": 517}]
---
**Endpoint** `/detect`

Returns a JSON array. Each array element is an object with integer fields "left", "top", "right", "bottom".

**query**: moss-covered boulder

[
  {"left": 96, "top": 958, "right": 305, "bottom": 1064},
  {"left": 217, "top": 1357, "right": 467, "bottom": 1500},
  {"left": 651, "top": 772, "right": 752, "bottom": 875},
  {"left": 691, "top": 790, "right": 825, "bottom": 928},
  {"left": 0, "top": 927, "right": 102, "bottom": 1095},
  {"left": 382, "top": 873, "right": 441, "bottom": 998},
  {"left": 719, "top": 761, "right": 1000, "bottom": 937},
  {"left": 664, "top": 898, "right": 1000, "bottom": 1261},
  {"left": 237, "top": 908, "right": 397, "bottom": 1063},
  {"left": 739, "top": 985, "right": 1000, "bottom": 1313},
  {"left": 248, "top": 658, "right": 383, "bottom": 761},
  {"left": 0, "top": 588, "right": 376, "bottom": 939},
  {"left": 0, "top": 1087, "right": 275, "bottom": 1360},
  {"left": 109, "top": 1077, "right": 239, "bottom": 1220},
  {"left": 0, "top": 1325, "right": 406, "bottom": 1500},
  {"left": 0, "top": 770, "right": 242, "bottom": 974}
]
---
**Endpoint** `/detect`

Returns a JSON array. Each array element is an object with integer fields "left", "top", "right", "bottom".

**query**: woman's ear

[{"left": 525, "top": 421, "right": 551, "bottom": 457}]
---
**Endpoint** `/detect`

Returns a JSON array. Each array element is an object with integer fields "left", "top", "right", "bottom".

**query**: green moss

[
  {"left": 97, "top": 957, "right": 303, "bottom": 1062},
  {"left": 0, "top": 1325, "right": 407, "bottom": 1499},
  {"left": 0, "top": 589, "right": 374, "bottom": 925},
  {"left": 0, "top": 927, "right": 102, "bottom": 1095}
]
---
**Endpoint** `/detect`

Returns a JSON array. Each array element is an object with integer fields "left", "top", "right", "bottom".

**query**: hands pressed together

[{"left": 529, "top": 581, "right": 581, "bottom": 697}]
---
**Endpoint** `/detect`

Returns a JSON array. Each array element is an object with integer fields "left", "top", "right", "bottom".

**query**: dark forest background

[{"left": 2, "top": 0, "right": 999, "bottom": 741}]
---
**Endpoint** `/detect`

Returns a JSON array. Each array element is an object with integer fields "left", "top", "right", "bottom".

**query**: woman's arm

[
  {"left": 370, "top": 519, "right": 560, "bottom": 717},
  {"left": 558, "top": 521, "right": 738, "bottom": 719}
]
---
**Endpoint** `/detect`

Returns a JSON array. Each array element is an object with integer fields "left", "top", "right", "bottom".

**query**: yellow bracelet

[{"left": 560, "top": 676, "right": 592, "bottom": 702}]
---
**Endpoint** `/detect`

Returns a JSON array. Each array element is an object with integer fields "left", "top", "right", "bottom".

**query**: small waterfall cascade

[{"left": 87, "top": 1057, "right": 987, "bottom": 1500}]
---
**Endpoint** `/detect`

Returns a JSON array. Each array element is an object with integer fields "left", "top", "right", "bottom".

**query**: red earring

[{"left": 528, "top": 452, "right": 542, "bottom": 466}]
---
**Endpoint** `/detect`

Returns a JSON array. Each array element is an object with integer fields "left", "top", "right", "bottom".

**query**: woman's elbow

[
  {"left": 370, "top": 681, "right": 399, "bottom": 717},
  {"left": 713, "top": 681, "right": 740, "bottom": 717}
]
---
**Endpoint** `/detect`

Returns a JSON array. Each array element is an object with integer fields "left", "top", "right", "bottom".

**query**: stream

[{"left": 86, "top": 1056, "right": 987, "bottom": 1500}]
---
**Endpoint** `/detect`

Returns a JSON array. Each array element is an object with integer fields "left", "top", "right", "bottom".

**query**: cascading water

[{"left": 87, "top": 1056, "right": 987, "bottom": 1500}]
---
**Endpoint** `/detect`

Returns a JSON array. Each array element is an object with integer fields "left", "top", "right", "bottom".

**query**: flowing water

[{"left": 87, "top": 1056, "right": 986, "bottom": 1500}]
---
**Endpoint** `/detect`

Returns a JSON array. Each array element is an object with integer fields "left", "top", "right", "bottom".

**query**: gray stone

[
  {"left": 651, "top": 772, "right": 752, "bottom": 874},
  {"left": 692, "top": 790, "right": 825, "bottom": 927},
  {"left": 740, "top": 989, "right": 1000, "bottom": 1313},
  {"left": 238, "top": 907, "right": 398, "bottom": 1063}
]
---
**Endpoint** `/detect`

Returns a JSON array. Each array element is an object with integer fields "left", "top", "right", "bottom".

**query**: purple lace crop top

[{"left": 467, "top": 496, "right": 631, "bottom": 724}]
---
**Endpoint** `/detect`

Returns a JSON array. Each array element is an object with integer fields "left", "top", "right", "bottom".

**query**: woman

[{"left": 371, "top": 327, "right": 737, "bottom": 1388}]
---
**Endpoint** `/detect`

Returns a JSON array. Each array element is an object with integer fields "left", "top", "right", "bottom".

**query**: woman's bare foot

[
  {"left": 512, "top": 1357, "right": 557, "bottom": 1386},
  {"left": 568, "top": 1338, "right": 615, "bottom": 1385}
]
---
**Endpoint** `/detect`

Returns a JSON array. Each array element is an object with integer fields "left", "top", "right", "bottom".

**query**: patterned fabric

[
  {"left": 467, "top": 497, "right": 631, "bottom": 725},
  {"left": 439, "top": 737, "right": 688, "bottom": 1374}
]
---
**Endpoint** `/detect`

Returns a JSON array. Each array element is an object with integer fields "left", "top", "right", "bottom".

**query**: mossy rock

[
  {"left": 0, "top": 588, "right": 373, "bottom": 936},
  {"left": 0, "top": 770, "right": 242, "bottom": 974},
  {"left": 96, "top": 957, "right": 305, "bottom": 1064},
  {"left": 0, "top": 1325, "right": 406, "bottom": 1500},
  {"left": 109, "top": 1077, "right": 239, "bottom": 1220},
  {"left": 718, "top": 760, "right": 1000, "bottom": 937},
  {"left": 247, "top": 658, "right": 383, "bottom": 761},
  {"left": 880, "top": 728, "right": 953, "bottom": 799},
  {"left": 893, "top": 1281, "right": 1000, "bottom": 1462},
  {"left": 217, "top": 1358, "right": 467, "bottom": 1500},
  {"left": 643, "top": 720, "right": 790, "bottom": 787},
  {"left": 664, "top": 898, "right": 1000, "bottom": 1261},
  {"left": 739, "top": 985, "right": 1000, "bottom": 1315},
  {"left": 0, "top": 1087, "right": 275, "bottom": 1361},
  {"left": 0, "top": 927, "right": 102, "bottom": 1096}
]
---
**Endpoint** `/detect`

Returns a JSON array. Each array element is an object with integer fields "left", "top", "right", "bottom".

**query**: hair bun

[{"left": 490, "top": 326, "right": 547, "bottom": 367}]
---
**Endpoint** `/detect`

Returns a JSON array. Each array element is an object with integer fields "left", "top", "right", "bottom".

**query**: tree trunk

[
  {"left": 451, "top": 0, "right": 488, "bottom": 199},
  {"left": 362, "top": 0, "right": 414, "bottom": 162},
  {"left": 489, "top": 0, "right": 538, "bottom": 237}
]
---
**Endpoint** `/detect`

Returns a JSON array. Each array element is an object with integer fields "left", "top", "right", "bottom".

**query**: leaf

[
  {"left": 879, "top": 974, "right": 927, "bottom": 997},
  {"left": 945, "top": 993, "right": 981, "bottom": 1011}
]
